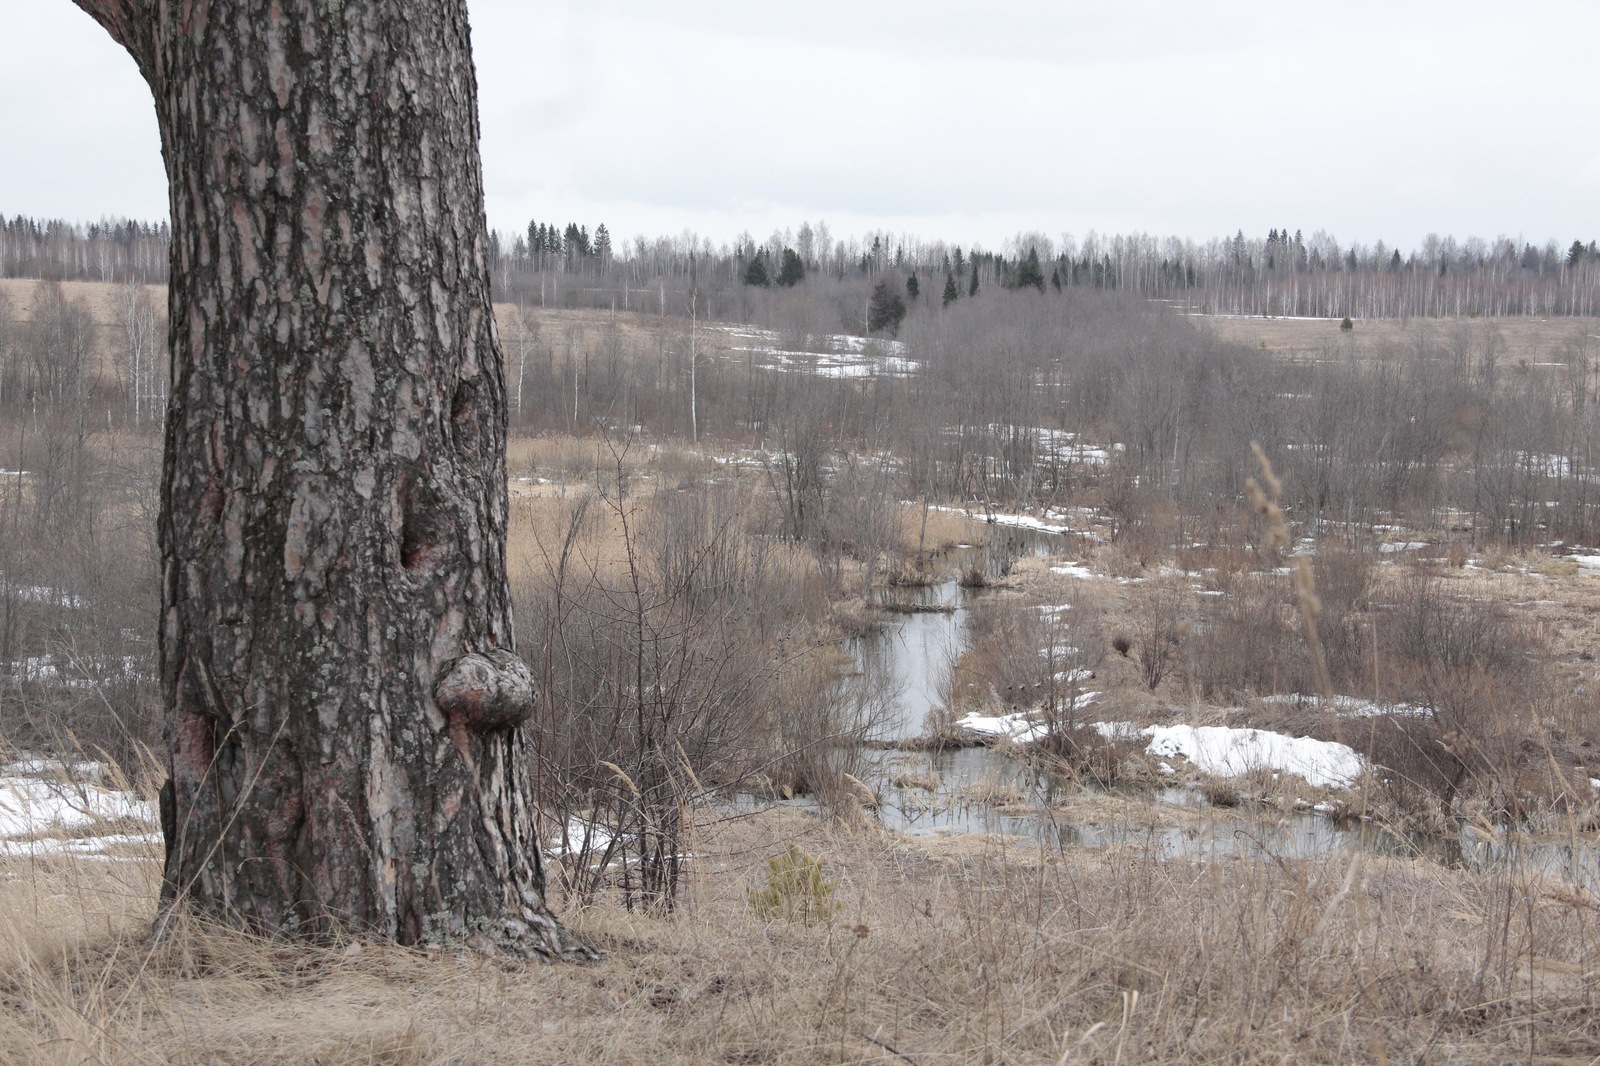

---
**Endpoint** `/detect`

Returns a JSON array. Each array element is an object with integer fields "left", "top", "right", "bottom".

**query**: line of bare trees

[
  {"left": 0, "top": 279, "right": 167, "bottom": 427},
  {"left": 10, "top": 209, "right": 1597, "bottom": 320},
  {"left": 1, "top": 214, "right": 169, "bottom": 283}
]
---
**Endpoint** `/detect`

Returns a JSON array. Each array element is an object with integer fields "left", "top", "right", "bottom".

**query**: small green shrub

[{"left": 748, "top": 843, "right": 840, "bottom": 925}]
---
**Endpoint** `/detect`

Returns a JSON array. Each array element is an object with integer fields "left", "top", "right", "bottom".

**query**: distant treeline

[
  {"left": 6, "top": 209, "right": 1598, "bottom": 319},
  {"left": 1, "top": 214, "right": 169, "bottom": 284}
]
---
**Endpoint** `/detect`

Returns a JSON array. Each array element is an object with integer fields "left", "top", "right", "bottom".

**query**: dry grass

[
  {"left": 892, "top": 505, "right": 986, "bottom": 558},
  {"left": 1203, "top": 311, "right": 1600, "bottom": 370},
  {"left": 2, "top": 807, "right": 1599, "bottom": 1063}
]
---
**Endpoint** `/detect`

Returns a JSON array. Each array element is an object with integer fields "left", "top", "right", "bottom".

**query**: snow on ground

[
  {"left": 927, "top": 504, "right": 1074, "bottom": 535},
  {"left": 1049, "top": 562, "right": 1096, "bottom": 579},
  {"left": 7, "top": 585, "right": 84, "bottom": 608},
  {"left": 759, "top": 350, "right": 920, "bottom": 378},
  {"left": 0, "top": 832, "right": 160, "bottom": 860},
  {"left": 1139, "top": 724, "right": 1363, "bottom": 789},
  {"left": 0, "top": 760, "right": 155, "bottom": 856},
  {"left": 1260, "top": 693, "right": 1431, "bottom": 718},
  {"left": 548, "top": 818, "right": 614, "bottom": 858},
  {"left": 714, "top": 325, "right": 917, "bottom": 378},
  {"left": 7, "top": 654, "right": 145, "bottom": 687},
  {"left": 1086, "top": 721, "right": 1364, "bottom": 789},
  {"left": 955, "top": 692, "right": 1102, "bottom": 744},
  {"left": 955, "top": 711, "right": 1051, "bottom": 744},
  {"left": 1379, "top": 541, "right": 1430, "bottom": 553}
]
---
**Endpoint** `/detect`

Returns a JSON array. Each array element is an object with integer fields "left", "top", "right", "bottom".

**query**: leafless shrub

[
  {"left": 517, "top": 462, "right": 870, "bottom": 907},
  {"left": 1034, "top": 724, "right": 1148, "bottom": 788},
  {"left": 1134, "top": 585, "right": 1185, "bottom": 692}
]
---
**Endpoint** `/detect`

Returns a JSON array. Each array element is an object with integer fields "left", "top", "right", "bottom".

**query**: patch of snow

[
  {"left": 0, "top": 832, "right": 160, "bottom": 860},
  {"left": 1260, "top": 693, "right": 1430, "bottom": 718},
  {"left": 7, "top": 654, "right": 146, "bottom": 687},
  {"left": 1091, "top": 721, "right": 1140, "bottom": 741},
  {"left": 1141, "top": 724, "right": 1363, "bottom": 789},
  {"left": 1049, "top": 563, "right": 1095, "bottom": 579},
  {"left": 959, "top": 692, "right": 1101, "bottom": 743},
  {"left": 548, "top": 818, "right": 614, "bottom": 857},
  {"left": 0, "top": 774, "right": 154, "bottom": 840},
  {"left": 928, "top": 504, "right": 1072, "bottom": 536},
  {"left": 1379, "top": 541, "right": 1429, "bottom": 553},
  {"left": 5, "top": 585, "right": 83, "bottom": 609},
  {"left": 955, "top": 711, "right": 1050, "bottom": 744}
]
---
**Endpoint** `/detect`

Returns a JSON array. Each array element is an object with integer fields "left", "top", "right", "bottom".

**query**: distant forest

[{"left": 4, "top": 211, "right": 1598, "bottom": 320}]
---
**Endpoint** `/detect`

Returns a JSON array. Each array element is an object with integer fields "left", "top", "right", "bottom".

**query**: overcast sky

[{"left": 3, "top": 1, "right": 1596, "bottom": 253}]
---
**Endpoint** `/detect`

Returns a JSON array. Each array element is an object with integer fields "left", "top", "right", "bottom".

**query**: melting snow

[
  {"left": 0, "top": 763, "right": 154, "bottom": 845},
  {"left": 1139, "top": 724, "right": 1363, "bottom": 789}
]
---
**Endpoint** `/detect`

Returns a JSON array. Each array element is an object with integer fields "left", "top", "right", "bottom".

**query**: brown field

[
  {"left": 4, "top": 805, "right": 1600, "bottom": 1064},
  {"left": 1200, "top": 309, "right": 1600, "bottom": 368},
  {"left": 16, "top": 275, "right": 1599, "bottom": 393}
]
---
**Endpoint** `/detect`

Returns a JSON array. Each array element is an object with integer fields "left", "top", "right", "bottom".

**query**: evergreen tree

[
  {"left": 942, "top": 272, "right": 959, "bottom": 307},
  {"left": 1015, "top": 247, "right": 1045, "bottom": 292},
  {"left": 969, "top": 266, "right": 979, "bottom": 297},
  {"left": 593, "top": 223, "right": 612, "bottom": 267},
  {"left": 867, "top": 280, "right": 907, "bottom": 336},
  {"left": 744, "top": 249, "right": 772, "bottom": 287},
  {"left": 953, "top": 246, "right": 966, "bottom": 276},
  {"left": 1050, "top": 265, "right": 1062, "bottom": 292},
  {"left": 1571, "top": 240, "right": 1588, "bottom": 267},
  {"left": 906, "top": 272, "right": 920, "bottom": 301},
  {"left": 776, "top": 247, "right": 805, "bottom": 286}
]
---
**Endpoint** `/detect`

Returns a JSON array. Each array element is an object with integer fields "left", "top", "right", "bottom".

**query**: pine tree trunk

[{"left": 72, "top": 0, "right": 589, "bottom": 958}]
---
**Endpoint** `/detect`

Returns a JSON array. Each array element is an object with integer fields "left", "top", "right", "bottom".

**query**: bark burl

[{"left": 71, "top": 0, "right": 590, "bottom": 958}]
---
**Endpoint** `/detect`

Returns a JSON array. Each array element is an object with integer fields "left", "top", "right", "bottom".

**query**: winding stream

[{"left": 848, "top": 536, "right": 1600, "bottom": 891}]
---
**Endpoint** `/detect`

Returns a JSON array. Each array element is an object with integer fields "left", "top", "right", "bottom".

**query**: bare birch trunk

[{"left": 71, "top": 0, "right": 589, "bottom": 958}]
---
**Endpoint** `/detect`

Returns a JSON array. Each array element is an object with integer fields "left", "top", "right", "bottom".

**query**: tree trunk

[{"left": 72, "top": 0, "right": 589, "bottom": 958}]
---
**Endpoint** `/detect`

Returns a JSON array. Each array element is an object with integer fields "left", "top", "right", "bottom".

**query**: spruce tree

[
  {"left": 776, "top": 247, "right": 805, "bottom": 286},
  {"left": 942, "top": 272, "right": 959, "bottom": 307},
  {"left": 1015, "top": 247, "right": 1045, "bottom": 292},
  {"left": 868, "top": 280, "right": 907, "bottom": 336},
  {"left": 744, "top": 249, "right": 772, "bottom": 287},
  {"left": 906, "top": 273, "right": 920, "bottom": 301},
  {"left": 969, "top": 267, "right": 979, "bottom": 298}
]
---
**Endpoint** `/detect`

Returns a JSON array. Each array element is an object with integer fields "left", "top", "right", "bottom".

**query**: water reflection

[{"left": 841, "top": 532, "right": 1600, "bottom": 891}]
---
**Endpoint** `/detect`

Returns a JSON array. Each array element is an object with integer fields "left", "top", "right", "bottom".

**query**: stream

[{"left": 842, "top": 534, "right": 1600, "bottom": 891}]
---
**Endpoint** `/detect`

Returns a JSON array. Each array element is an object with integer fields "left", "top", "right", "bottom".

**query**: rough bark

[{"left": 72, "top": 0, "right": 590, "bottom": 958}]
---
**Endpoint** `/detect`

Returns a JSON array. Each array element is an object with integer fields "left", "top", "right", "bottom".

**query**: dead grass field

[
  {"left": 1200, "top": 311, "right": 1600, "bottom": 369},
  {"left": 0, "top": 276, "right": 697, "bottom": 393},
  {"left": 2, "top": 806, "right": 1598, "bottom": 1064}
]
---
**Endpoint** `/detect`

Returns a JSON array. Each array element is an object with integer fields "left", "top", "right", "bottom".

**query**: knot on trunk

[{"left": 434, "top": 650, "right": 535, "bottom": 731}]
